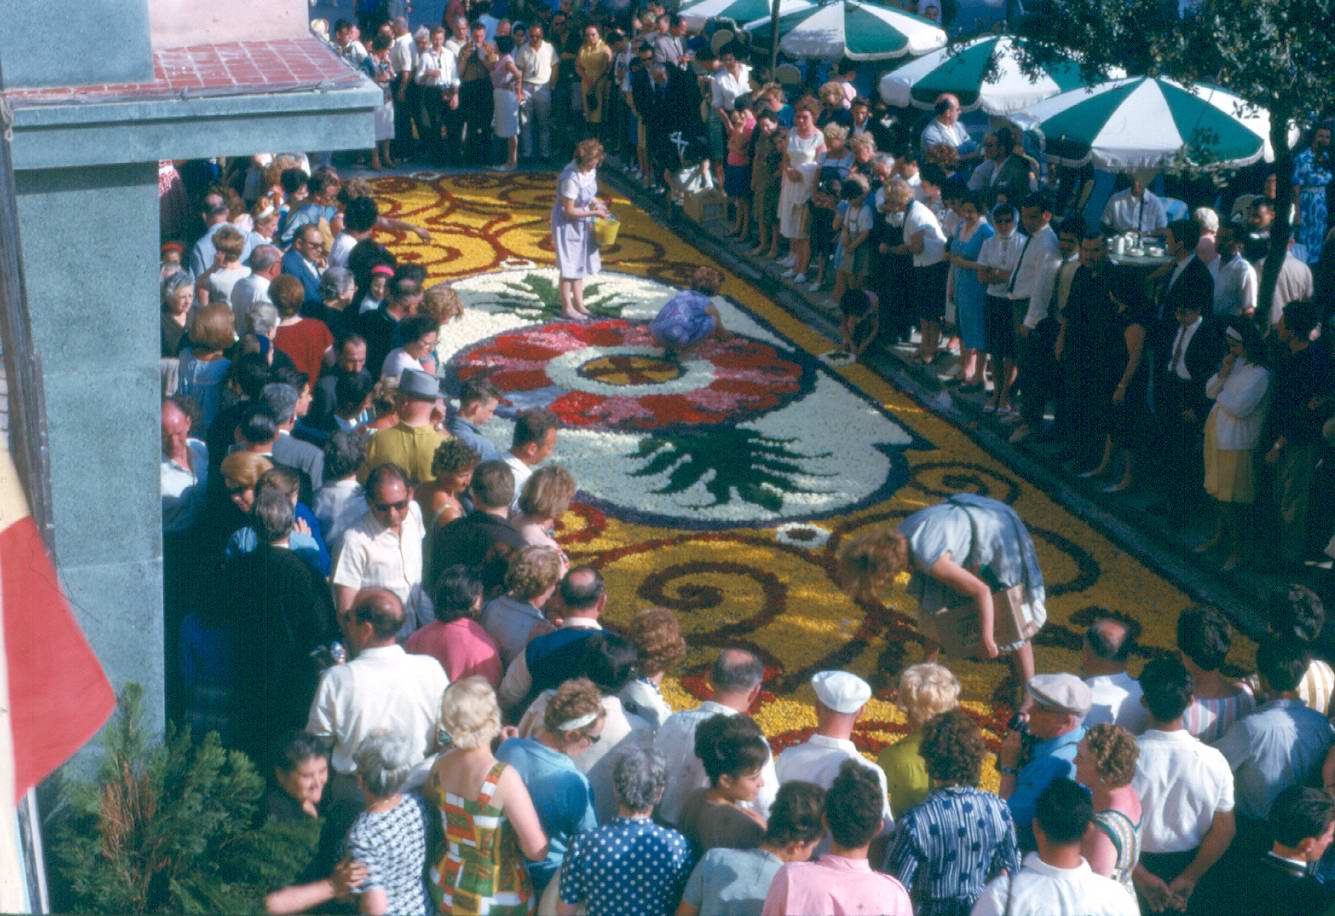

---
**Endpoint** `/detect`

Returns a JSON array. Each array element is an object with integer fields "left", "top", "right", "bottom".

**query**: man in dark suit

[
  {"left": 433, "top": 460, "right": 527, "bottom": 593},
  {"left": 309, "top": 334, "right": 371, "bottom": 434},
  {"left": 1155, "top": 221, "right": 1224, "bottom": 504},
  {"left": 1231, "top": 785, "right": 1335, "bottom": 916},
  {"left": 1158, "top": 218, "right": 1215, "bottom": 323},
  {"left": 263, "top": 381, "right": 325, "bottom": 505},
  {"left": 633, "top": 56, "right": 701, "bottom": 187},
  {"left": 281, "top": 224, "right": 326, "bottom": 309}
]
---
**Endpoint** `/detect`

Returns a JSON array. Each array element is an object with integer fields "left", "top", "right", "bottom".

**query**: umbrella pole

[{"left": 769, "top": 0, "right": 780, "bottom": 74}]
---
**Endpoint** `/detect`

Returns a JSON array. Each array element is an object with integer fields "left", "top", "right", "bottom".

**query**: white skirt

[
  {"left": 373, "top": 99, "right": 395, "bottom": 142},
  {"left": 493, "top": 88, "right": 519, "bottom": 139}
]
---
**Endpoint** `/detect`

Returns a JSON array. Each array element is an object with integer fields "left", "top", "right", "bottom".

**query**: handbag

[{"left": 922, "top": 498, "right": 1041, "bottom": 659}]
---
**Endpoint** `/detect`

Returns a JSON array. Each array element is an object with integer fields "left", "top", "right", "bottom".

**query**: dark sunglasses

[{"left": 372, "top": 498, "right": 411, "bottom": 512}]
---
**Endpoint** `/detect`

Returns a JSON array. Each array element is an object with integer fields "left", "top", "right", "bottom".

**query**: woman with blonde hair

[
  {"left": 876, "top": 662, "right": 961, "bottom": 814},
  {"left": 426, "top": 677, "right": 549, "bottom": 914},
  {"left": 837, "top": 493, "right": 1046, "bottom": 687},
  {"left": 514, "top": 466, "right": 578, "bottom": 575},
  {"left": 420, "top": 282, "right": 464, "bottom": 327},
  {"left": 619, "top": 606, "right": 686, "bottom": 730},
  {"left": 551, "top": 138, "right": 611, "bottom": 320},
  {"left": 1075, "top": 723, "right": 1142, "bottom": 897},
  {"left": 496, "top": 678, "right": 604, "bottom": 910}
]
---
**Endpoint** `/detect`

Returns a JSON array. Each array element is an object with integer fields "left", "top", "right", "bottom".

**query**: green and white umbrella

[
  {"left": 1009, "top": 76, "right": 1281, "bottom": 171},
  {"left": 879, "top": 36, "right": 1112, "bottom": 116},
  {"left": 679, "top": 0, "right": 815, "bottom": 32},
  {"left": 744, "top": 0, "right": 946, "bottom": 62}
]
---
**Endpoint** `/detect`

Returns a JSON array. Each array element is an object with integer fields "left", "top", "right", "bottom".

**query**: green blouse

[{"left": 877, "top": 729, "right": 931, "bottom": 817}]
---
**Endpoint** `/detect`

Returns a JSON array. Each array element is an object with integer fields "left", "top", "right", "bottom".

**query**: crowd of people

[
  {"left": 281, "top": 0, "right": 1335, "bottom": 572},
  {"left": 144, "top": 5, "right": 1335, "bottom": 914}
]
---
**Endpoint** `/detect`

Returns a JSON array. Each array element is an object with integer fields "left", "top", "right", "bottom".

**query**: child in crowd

[
  {"left": 807, "top": 176, "right": 841, "bottom": 294},
  {"left": 839, "top": 288, "right": 880, "bottom": 363},
  {"left": 723, "top": 99, "right": 756, "bottom": 240},
  {"left": 832, "top": 176, "right": 873, "bottom": 307}
]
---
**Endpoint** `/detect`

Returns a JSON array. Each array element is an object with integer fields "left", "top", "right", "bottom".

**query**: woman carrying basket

[{"left": 837, "top": 494, "right": 1046, "bottom": 687}]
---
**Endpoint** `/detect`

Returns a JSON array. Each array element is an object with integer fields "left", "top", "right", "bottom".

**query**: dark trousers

[
  {"left": 1019, "top": 316, "right": 1061, "bottom": 428},
  {"left": 415, "top": 85, "right": 441, "bottom": 158},
  {"left": 460, "top": 79, "right": 493, "bottom": 165},
  {"left": 1156, "top": 372, "right": 1206, "bottom": 498},
  {"left": 440, "top": 94, "right": 464, "bottom": 165},
  {"left": 393, "top": 83, "right": 415, "bottom": 157}
]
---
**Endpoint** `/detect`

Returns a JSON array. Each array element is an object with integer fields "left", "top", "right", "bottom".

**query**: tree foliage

[
  {"left": 1017, "top": 0, "right": 1335, "bottom": 313},
  {"left": 50, "top": 684, "right": 318, "bottom": 914}
]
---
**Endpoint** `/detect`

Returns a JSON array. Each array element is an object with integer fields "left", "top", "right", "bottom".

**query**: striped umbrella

[
  {"left": 1009, "top": 76, "right": 1280, "bottom": 171},
  {"left": 744, "top": 0, "right": 947, "bottom": 62},
  {"left": 678, "top": 0, "right": 816, "bottom": 32},
  {"left": 879, "top": 36, "right": 1111, "bottom": 115}
]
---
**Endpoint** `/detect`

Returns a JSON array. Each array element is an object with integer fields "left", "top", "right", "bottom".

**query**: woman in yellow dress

[{"left": 575, "top": 24, "right": 614, "bottom": 130}]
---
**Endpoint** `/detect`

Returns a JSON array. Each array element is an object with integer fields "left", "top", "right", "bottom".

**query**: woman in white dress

[
  {"left": 361, "top": 32, "right": 398, "bottom": 170},
  {"left": 776, "top": 102, "right": 826, "bottom": 286},
  {"left": 490, "top": 35, "right": 524, "bottom": 172}
]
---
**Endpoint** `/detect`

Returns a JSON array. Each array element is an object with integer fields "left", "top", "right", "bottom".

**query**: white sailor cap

[{"left": 812, "top": 670, "right": 872, "bottom": 714}]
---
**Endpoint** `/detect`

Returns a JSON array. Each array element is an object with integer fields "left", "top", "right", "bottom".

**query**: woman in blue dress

[
  {"left": 947, "top": 189, "right": 994, "bottom": 391},
  {"left": 551, "top": 138, "right": 610, "bottom": 320},
  {"left": 837, "top": 493, "right": 1046, "bottom": 686},
  {"left": 1292, "top": 124, "right": 1332, "bottom": 264},
  {"left": 649, "top": 266, "right": 730, "bottom": 358}
]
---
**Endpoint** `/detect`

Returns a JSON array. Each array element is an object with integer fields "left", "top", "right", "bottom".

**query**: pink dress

[
  {"left": 762, "top": 855, "right": 912, "bottom": 915},
  {"left": 405, "top": 618, "right": 503, "bottom": 687}
]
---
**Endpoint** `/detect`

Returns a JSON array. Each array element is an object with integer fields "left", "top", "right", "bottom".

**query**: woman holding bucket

[
  {"left": 551, "top": 138, "right": 611, "bottom": 320},
  {"left": 836, "top": 493, "right": 1046, "bottom": 687}
]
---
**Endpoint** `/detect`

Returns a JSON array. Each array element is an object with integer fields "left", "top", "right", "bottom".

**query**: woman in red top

[{"left": 271, "top": 274, "right": 334, "bottom": 383}]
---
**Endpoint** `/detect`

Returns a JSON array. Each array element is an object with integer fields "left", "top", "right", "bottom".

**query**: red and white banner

[{"left": 0, "top": 441, "right": 115, "bottom": 909}]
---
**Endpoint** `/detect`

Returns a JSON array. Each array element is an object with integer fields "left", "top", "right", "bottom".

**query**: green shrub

[{"left": 50, "top": 684, "right": 319, "bottom": 913}]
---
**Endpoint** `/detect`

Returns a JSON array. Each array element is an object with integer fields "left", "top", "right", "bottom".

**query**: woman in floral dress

[
  {"left": 426, "top": 678, "right": 549, "bottom": 914},
  {"left": 1292, "top": 124, "right": 1332, "bottom": 263}
]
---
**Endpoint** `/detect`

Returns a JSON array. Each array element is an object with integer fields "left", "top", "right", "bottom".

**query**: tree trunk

[
  {"left": 1257, "top": 112, "right": 1296, "bottom": 331},
  {"left": 769, "top": 0, "right": 782, "bottom": 74}
]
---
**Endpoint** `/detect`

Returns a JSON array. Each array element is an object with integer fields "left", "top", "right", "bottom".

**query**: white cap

[{"left": 811, "top": 670, "right": 872, "bottom": 714}]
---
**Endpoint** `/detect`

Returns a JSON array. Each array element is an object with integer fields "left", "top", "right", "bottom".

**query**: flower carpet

[{"left": 371, "top": 171, "right": 1255, "bottom": 785}]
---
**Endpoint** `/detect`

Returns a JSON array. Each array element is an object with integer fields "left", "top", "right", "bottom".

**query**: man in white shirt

[
  {"left": 654, "top": 648, "right": 779, "bottom": 825},
  {"left": 415, "top": 26, "right": 460, "bottom": 166},
  {"left": 1101, "top": 176, "right": 1169, "bottom": 236},
  {"left": 504, "top": 407, "right": 559, "bottom": 509},
  {"left": 1009, "top": 195, "right": 1064, "bottom": 440},
  {"left": 1259, "top": 240, "right": 1315, "bottom": 328},
  {"left": 1080, "top": 617, "right": 1148, "bottom": 734},
  {"left": 231, "top": 244, "right": 281, "bottom": 335},
  {"left": 389, "top": 18, "right": 420, "bottom": 159},
  {"left": 967, "top": 132, "right": 1002, "bottom": 192},
  {"left": 1132, "top": 656, "right": 1235, "bottom": 914},
  {"left": 199, "top": 225, "right": 251, "bottom": 303},
  {"left": 332, "top": 462, "right": 433, "bottom": 639},
  {"left": 306, "top": 589, "right": 448, "bottom": 798},
  {"left": 161, "top": 397, "right": 209, "bottom": 535},
  {"left": 976, "top": 204, "right": 1027, "bottom": 411},
  {"left": 919, "top": 93, "right": 977, "bottom": 162},
  {"left": 775, "top": 671, "right": 893, "bottom": 829},
  {"left": 972, "top": 778, "right": 1139, "bottom": 916},
  {"left": 515, "top": 24, "right": 558, "bottom": 160},
  {"left": 1212, "top": 225, "right": 1258, "bottom": 317}
]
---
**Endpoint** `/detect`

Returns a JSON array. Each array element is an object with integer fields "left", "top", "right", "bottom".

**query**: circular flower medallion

[{"left": 453, "top": 319, "right": 809, "bottom": 431}]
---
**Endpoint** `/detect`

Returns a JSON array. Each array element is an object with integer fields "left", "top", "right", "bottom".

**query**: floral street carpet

[{"left": 373, "top": 171, "right": 1254, "bottom": 783}]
